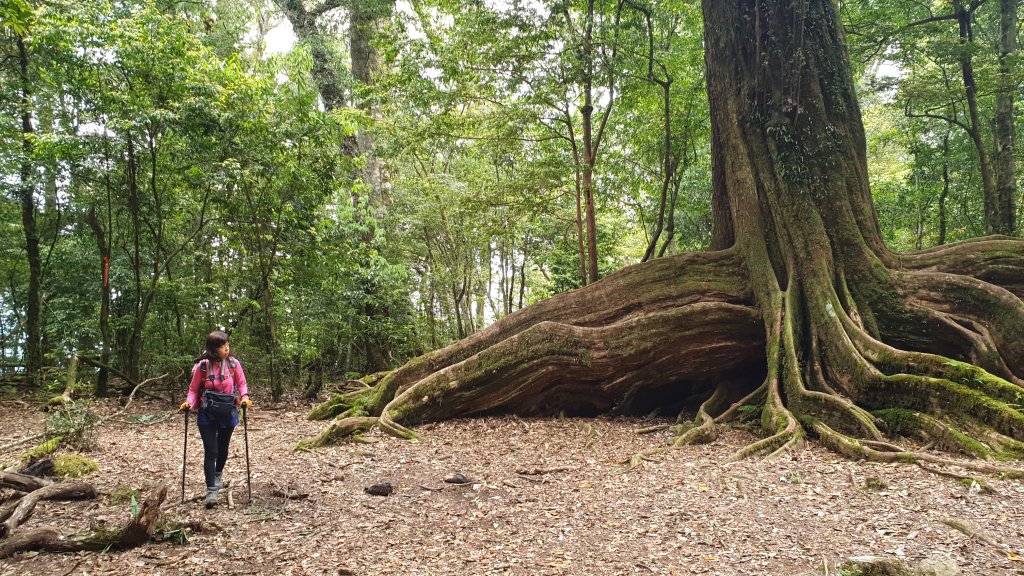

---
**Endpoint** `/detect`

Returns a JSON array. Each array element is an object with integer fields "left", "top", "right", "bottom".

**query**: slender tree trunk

[
  {"left": 16, "top": 37, "right": 42, "bottom": 381},
  {"left": 581, "top": 115, "right": 599, "bottom": 284},
  {"left": 939, "top": 132, "right": 950, "bottom": 245},
  {"left": 575, "top": 0, "right": 607, "bottom": 284},
  {"left": 568, "top": 116, "right": 588, "bottom": 287},
  {"left": 87, "top": 206, "right": 112, "bottom": 396},
  {"left": 953, "top": 2, "right": 998, "bottom": 234},
  {"left": 993, "top": 0, "right": 1017, "bottom": 234},
  {"left": 644, "top": 77, "right": 674, "bottom": 262}
]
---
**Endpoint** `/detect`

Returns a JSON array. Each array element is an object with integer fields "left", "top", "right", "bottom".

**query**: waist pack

[{"left": 201, "top": 390, "right": 236, "bottom": 419}]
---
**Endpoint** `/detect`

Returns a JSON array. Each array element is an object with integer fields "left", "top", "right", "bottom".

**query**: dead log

[
  {"left": 0, "top": 471, "right": 52, "bottom": 492},
  {"left": 17, "top": 459, "right": 54, "bottom": 477},
  {"left": 0, "top": 481, "right": 95, "bottom": 537},
  {"left": 0, "top": 482, "right": 168, "bottom": 558}
]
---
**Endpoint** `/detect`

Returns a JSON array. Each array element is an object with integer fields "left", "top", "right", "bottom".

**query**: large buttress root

[{"left": 304, "top": 238, "right": 1024, "bottom": 475}]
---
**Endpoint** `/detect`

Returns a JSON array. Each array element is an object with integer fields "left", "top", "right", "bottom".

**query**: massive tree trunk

[{"left": 304, "top": 0, "right": 1024, "bottom": 464}]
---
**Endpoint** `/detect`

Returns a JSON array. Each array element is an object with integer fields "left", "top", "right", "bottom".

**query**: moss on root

[
  {"left": 872, "top": 408, "right": 992, "bottom": 459},
  {"left": 21, "top": 436, "right": 62, "bottom": 461}
]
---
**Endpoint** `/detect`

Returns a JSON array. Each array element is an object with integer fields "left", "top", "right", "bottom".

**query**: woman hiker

[{"left": 179, "top": 330, "right": 253, "bottom": 507}]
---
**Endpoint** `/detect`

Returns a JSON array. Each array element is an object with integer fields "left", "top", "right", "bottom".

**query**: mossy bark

[{"left": 306, "top": 0, "right": 1024, "bottom": 466}]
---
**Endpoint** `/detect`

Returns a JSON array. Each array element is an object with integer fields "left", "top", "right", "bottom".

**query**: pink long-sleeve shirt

[{"left": 186, "top": 357, "right": 249, "bottom": 410}]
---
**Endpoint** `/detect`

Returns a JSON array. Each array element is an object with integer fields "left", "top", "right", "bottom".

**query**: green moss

[
  {"left": 875, "top": 374, "right": 1024, "bottom": 444},
  {"left": 872, "top": 408, "right": 916, "bottom": 436},
  {"left": 308, "top": 390, "right": 376, "bottom": 421},
  {"left": 21, "top": 436, "right": 62, "bottom": 461},
  {"left": 872, "top": 400, "right": 995, "bottom": 459},
  {"left": 53, "top": 454, "right": 98, "bottom": 478}
]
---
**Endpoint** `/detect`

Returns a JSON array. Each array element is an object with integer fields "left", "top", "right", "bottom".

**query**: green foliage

[
  {"left": 45, "top": 402, "right": 99, "bottom": 450},
  {"left": 156, "top": 521, "right": 190, "bottom": 545},
  {"left": 108, "top": 485, "right": 142, "bottom": 505},
  {"left": 845, "top": 0, "right": 1018, "bottom": 247}
]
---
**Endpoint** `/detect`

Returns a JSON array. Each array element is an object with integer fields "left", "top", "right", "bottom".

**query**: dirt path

[{"left": 1, "top": 399, "right": 1022, "bottom": 575}]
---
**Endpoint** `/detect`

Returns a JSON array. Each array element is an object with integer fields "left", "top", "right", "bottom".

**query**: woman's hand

[
  {"left": 239, "top": 398, "right": 253, "bottom": 409},
  {"left": 179, "top": 401, "right": 192, "bottom": 412}
]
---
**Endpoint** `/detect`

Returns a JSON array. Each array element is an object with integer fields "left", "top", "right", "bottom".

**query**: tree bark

[
  {"left": 305, "top": 0, "right": 1024, "bottom": 467},
  {"left": 16, "top": 36, "right": 43, "bottom": 382},
  {"left": 350, "top": 0, "right": 393, "bottom": 211},
  {"left": 939, "top": 132, "right": 951, "bottom": 245},
  {"left": 952, "top": 2, "right": 999, "bottom": 235},
  {"left": 87, "top": 204, "right": 112, "bottom": 396},
  {"left": 992, "top": 0, "right": 1017, "bottom": 234}
]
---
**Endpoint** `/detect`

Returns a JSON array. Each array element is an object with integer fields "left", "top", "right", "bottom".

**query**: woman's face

[{"left": 217, "top": 342, "right": 230, "bottom": 359}]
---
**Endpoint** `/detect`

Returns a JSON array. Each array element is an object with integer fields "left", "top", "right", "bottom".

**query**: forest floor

[{"left": 1, "top": 397, "right": 1023, "bottom": 576}]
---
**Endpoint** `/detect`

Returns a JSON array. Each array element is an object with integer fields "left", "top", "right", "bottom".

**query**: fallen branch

[
  {"left": 270, "top": 489, "right": 309, "bottom": 500},
  {"left": 0, "top": 481, "right": 96, "bottom": 537},
  {"left": 0, "top": 471, "right": 53, "bottom": 492},
  {"left": 0, "top": 482, "right": 168, "bottom": 558},
  {"left": 516, "top": 466, "right": 571, "bottom": 476},
  {"left": 916, "top": 462, "right": 997, "bottom": 493}
]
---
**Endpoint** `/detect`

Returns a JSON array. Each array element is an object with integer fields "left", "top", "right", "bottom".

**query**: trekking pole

[
  {"left": 242, "top": 405, "right": 252, "bottom": 506},
  {"left": 181, "top": 408, "right": 189, "bottom": 504}
]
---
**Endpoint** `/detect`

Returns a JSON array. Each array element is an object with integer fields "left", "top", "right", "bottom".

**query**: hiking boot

[
  {"left": 204, "top": 487, "right": 219, "bottom": 508},
  {"left": 214, "top": 474, "right": 223, "bottom": 490}
]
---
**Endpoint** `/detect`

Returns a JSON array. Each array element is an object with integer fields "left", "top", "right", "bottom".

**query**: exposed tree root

[
  {"left": 940, "top": 518, "right": 1006, "bottom": 550},
  {"left": 296, "top": 417, "right": 379, "bottom": 450},
  {"left": 303, "top": 229, "right": 1024, "bottom": 481}
]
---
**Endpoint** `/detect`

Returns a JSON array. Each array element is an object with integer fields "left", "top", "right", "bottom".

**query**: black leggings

[{"left": 198, "top": 423, "right": 235, "bottom": 489}]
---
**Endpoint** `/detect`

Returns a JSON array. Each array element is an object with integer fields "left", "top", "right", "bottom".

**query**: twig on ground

[
  {"left": 941, "top": 518, "right": 1005, "bottom": 550},
  {"left": 516, "top": 466, "right": 571, "bottom": 475}
]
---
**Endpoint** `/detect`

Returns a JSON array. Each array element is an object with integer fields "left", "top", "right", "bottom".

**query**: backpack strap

[
  {"left": 199, "top": 357, "right": 239, "bottom": 395},
  {"left": 199, "top": 359, "right": 213, "bottom": 390}
]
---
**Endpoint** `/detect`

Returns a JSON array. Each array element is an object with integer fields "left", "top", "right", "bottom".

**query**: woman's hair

[{"left": 198, "top": 330, "right": 231, "bottom": 362}]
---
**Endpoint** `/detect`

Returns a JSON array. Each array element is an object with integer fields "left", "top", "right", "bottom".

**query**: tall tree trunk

[
  {"left": 580, "top": 0, "right": 600, "bottom": 283},
  {"left": 993, "top": 0, "right": 1017, "bottom": 234},
  {"left": 566, "top": 112, "right": 588, "bottom": 287},
  {"left": 87, "top": 205, "right": 112, "bottom": 397},
  {"left": 277, "top": 0, "right": 346, "bottom": 111},
  {"left": 304, "top": 0, "right": 1024, "bottom": 470},
  {"left": 939, "top": 132, "right": 951, "bottom": 245},
  {"left": 16, "top": 36, "right": 42, "bottom": 382},
  {"left": 349, "top": 0, "right": 393, "bottom": 211},
  {"left": 953, "top": 2, "right": 998, "bottom": 234}
]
